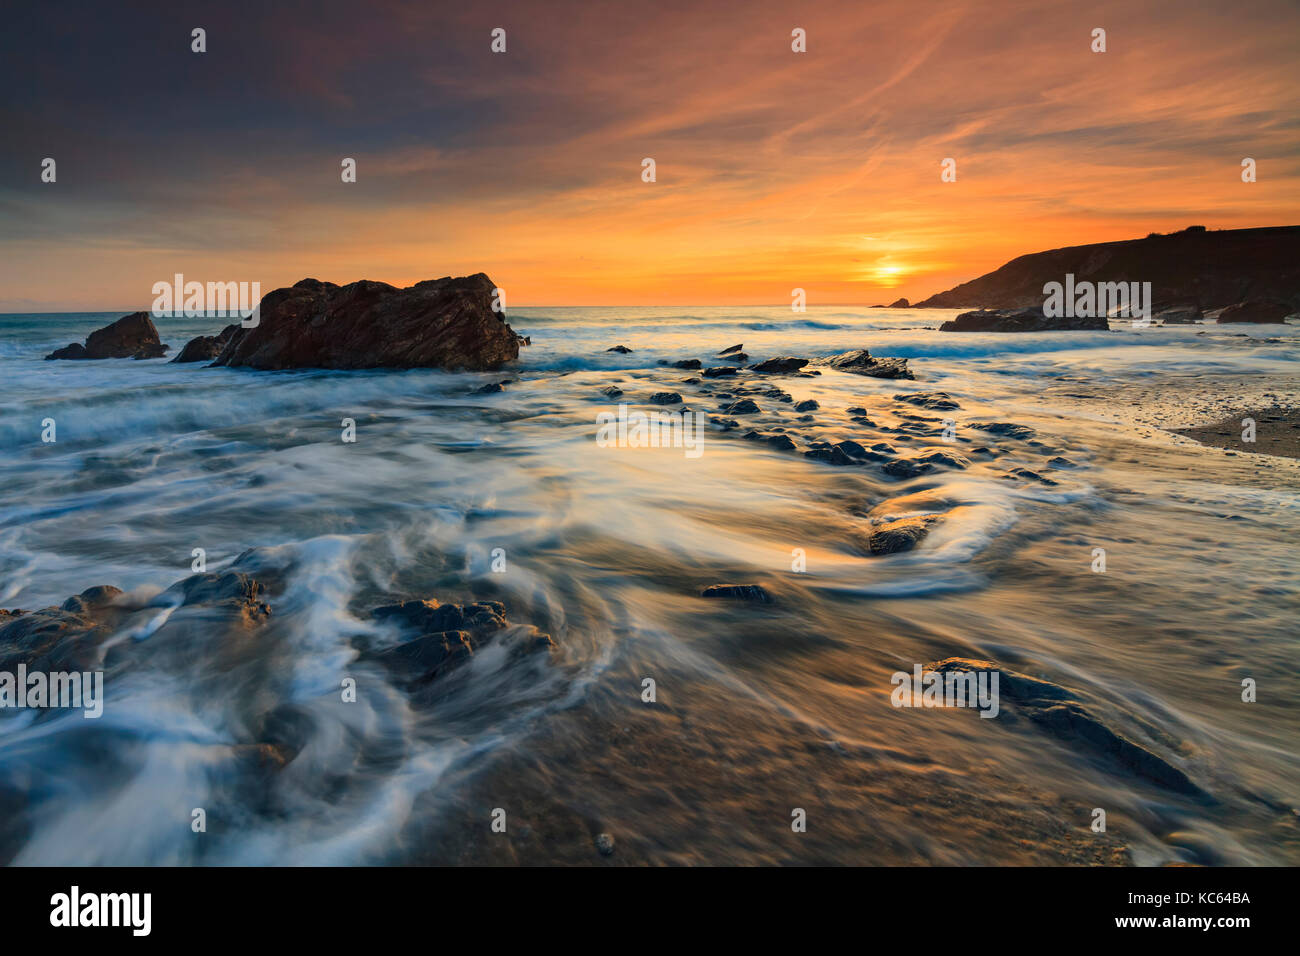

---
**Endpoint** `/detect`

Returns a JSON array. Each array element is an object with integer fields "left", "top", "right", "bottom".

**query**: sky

[{"left": 1, "top": 0, "right": 1298, "bottom": 310}]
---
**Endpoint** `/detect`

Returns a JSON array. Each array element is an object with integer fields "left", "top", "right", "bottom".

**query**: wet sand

[{"left": 1169, "top": 407, "right": 1300, "bottom": 460}]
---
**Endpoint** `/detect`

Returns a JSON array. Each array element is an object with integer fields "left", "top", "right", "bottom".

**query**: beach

[{"left": 1, "top": 307, "right": 1298, "bottom": 865}]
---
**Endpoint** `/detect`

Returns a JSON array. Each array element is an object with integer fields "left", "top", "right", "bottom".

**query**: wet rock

[
  {"left": 804, "top": 444, "right": 856, "bottom": 466},
  {"left": 368, "top": 597, "right": 553, "bottom": 685},
  {"left": 751, "top": 356, "right": 808, "bottom": 374},
  {"left": 710, "top": 417, "right": 739, "bottom": 430},
  {"left": 972, "top": 421, "right": 1036, "bottom": 440},
  {"left": 926, "top": 657, "right": 1206, "bottom": 797},
  {"left": 1003, "top": 467, "right": 1058, "bottom": 486},
  {"left": 1216, "top": 300, "right": 1292, "bottom": 323},
  {"left": 213, "top": 275, "right": 521, "bottom": 370},
  {"left": 672, "top": 359, "right": 702, "bottom": 369},
  {"left": 595, "top": 833, "right": 616, "bottom": 856},
  {"left": 648, "top": 391, "right": 682, "bottom": 405},
  {"left": 600, "top": 385, "right": 624, "bottom": 398},
  {"left": 1047, "top": 456, "right": 1076, "bottom": 468},
  {"left": 816, "top": 349, "right": 914, "bottom": 380},
  {"left": 835, "top": 439, "right": 868, "bottom": 459},
  {"left": 867, "top": 515, "right": 936, "bottom": 555},
  {"left": 172, "top": 324, "right": 239, "bottom": 363},
  {"left": 717, "top": 343, "right": 744, "bottom": 355},
  {"left": 894, "top": 391, "right": 959, "bottom": 411},
  {"left": 846, "top": 406, "right": 868, "bottom": 416},
  {"left": 794, "top": 399, "right": 819, "bottom": 412},
  {"left": 474, "top": 382, "right": 506, "bottom": 394},
  {"left": 940, "top": 308, "right": 1108, "bottom": 332},
  {"left": 703, "top": 366, "right": 739, "bottom": 378},
  {"left": 700, "top": 584, "right": 772, "bottom": 603},
  {"left": 607, "top": 345, "right": 633, "bottom": 353},
  {"left": 767, "top": 434, "right": 798, "bottom": 451},
  {"left": 882, "top": 458, "right": 934, "bottom": 478},
  {"left": 45, "top": 312, "right": 168, "bottom": 361},
  {"left": 725, "top": 398, "right": 760, "bottom": 415}
]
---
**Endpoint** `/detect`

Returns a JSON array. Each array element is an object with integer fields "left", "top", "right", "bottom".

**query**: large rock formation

[
  {"left": 939, "top": 308, "right": 1108, "bottom": 332},
  {"left": 211, "top": 274, "right": 521, "bottom": 370},
  {"left": 914, "top": 225, "right": 1300, "bottom": 313},
  {"left": 44, "top": 312, "right": 167, "bottom": 360}
]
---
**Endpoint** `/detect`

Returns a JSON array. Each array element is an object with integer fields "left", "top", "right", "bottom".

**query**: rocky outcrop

[
  {"left": 172, "top": 324, "right": 239, "bottom": 363},
  {"left": 814, "top": 348, "right": 914, "bottom": 379},
  {"left": 867, "top": 515, "right": 937, "bottom": 555},
  {"left": 44, "top": 312, "right": 168, "bottom": 360},
  {"left": 939, "top": 308, "right": 1107, "bottom": 332},
  {"left": 887, "top": 297, "right": 910, "bottom": 308},
  {"left": 914, "top": 225, "right": 1300, "bottom": 312},
  {"left": 1215, "top": 299, "right": 1293, "bottom": 323},
  {"left": 211, "top": 274, "right": 520, "bottom": 370}
]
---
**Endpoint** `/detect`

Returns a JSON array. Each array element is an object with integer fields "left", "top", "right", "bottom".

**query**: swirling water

[{"left": 1, "top": 306, "right": 1297, "bottom": 865}]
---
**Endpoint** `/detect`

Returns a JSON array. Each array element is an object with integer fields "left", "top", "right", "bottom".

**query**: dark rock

[
  {"left": 212, "top": 275, "right": 521, "bottom": 370},
  {"left": 648, "top": 391, "right": 682, "bottom": 405},
  {"left": 894, "top": 391, "right": 959, "bottom": 411},
  {"left": 474, "top": 382, "right": 506, "bottom": 394},
  {"left": 672, "top": 359, "right": 702, "bottom": 369},
  {"left": 45, "top": 312, "right": 167, "bottom": 360},
  {"left": 172, "top": 324, "right": 239, "bottom": 363},
  {"left": 816, "top": 349, "right": 914, "bottom": 380},
  {"left": 767, "top": 434, "right": 797, "bottom": 451},
  {"left": 607, "top": 345, "right": 633, "bottom": 353},
  {"left": 1216, "top": 300, "right": 1292, "bottom": 323},
  {"left": 700, "top": 584, "right": 772, "bottom": 603},
  {"left": 804, "top": 445, "right": 856, "bottom": 466},
  {"left": 887, "top": 297, "right": 910, "bottom": 308},
  {"left": 882, "top": 458, "right": 934, "bottom": 478},
  {"left": 717, "top": 344, "right": 744, "bottom": 355},
  {"left": 867, "top": 516, "right": 936, "bottom": 555},
  {"left": 972, "top": 421, "right": 1036, "bottom": 440},
  {"left": 725, "top": 398, "right": 760, "bottom": 415},
  {"left": 940, "top": 308, "right": 1108, "bottom": 332},
  {"left": 600, "top": 385, "right": 624, "bottom": 398},
  {"left": 794, "top": 399, "right": 819, "bottom": 412},
  {"left": 368, "top": 597, "right": 553, "bottom": 685},
  {"left": 750, "top": 356, "right": 809, "bottom": 374},
  {"left": 703, "top": 366, "right": 739, "bottom": 378}
]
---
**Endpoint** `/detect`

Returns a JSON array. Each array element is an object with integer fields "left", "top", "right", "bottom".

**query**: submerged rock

[
  {"left": 816, "top": 349, "right": 914, "bottom": 380},
  {"left": 700, "top": 584, "right": 772, "bottom": 603},
  {"left": 607, "top": 345, "right": 633, "bottom": 353},
  {"left": 45, "top": 312, "right": 168, "bottom": 360},
  {"left": 926, "top": 658, "right": 1206, "bottom": 797},
  {"left": 672, "top": 359, "right": 702, "bottom": 369},
  {"left": 703, "top": 366, "right": 739, "bottom": 378},
  {"left": 212, "top": 275, "right": 521, "bottom": 370},
  {"left": 648, "top": 391, "right": 682, "bottom": 405},
  {"left": 894, "top": 391, "right": 959, "bottom": 411},
  {"left": 725, "top": 398, "right": 760, "bottom": 414},
  {"left": 939, "top": 308, "right": 1108, "bottom": 332}
]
